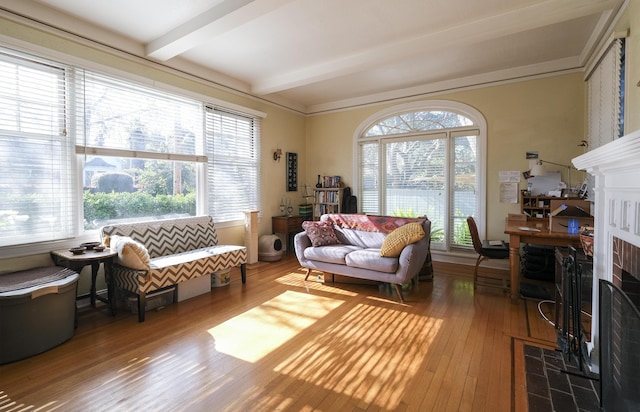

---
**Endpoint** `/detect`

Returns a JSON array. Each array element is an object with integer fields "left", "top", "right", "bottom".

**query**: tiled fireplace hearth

[{"left": 573, "top": 128, "right": 640, "bottom": 372}]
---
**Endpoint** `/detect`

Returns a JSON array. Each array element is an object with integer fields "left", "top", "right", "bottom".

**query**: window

[
  {"left": 0, "top": 47, "right": 260, "bottom": 250},
  {"left": 205, "top": 107, "right": 260, "bottom": 222},
  {"left": 0, "top": 52, "right": 76, "bottom": 247},
  {"left": 78, "top": 71, "right": 206, "bottom": 230},
  {"left": 356, "top": 101, "right": 486, "bottom": 251},
  {"left": 587, "top": 37, "right": 626, "bottom": 149}
]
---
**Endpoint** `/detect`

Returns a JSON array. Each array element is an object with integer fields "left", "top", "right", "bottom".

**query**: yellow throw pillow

[
  {"left": 113, "top": 236, "right": 151, "bottom": 270},
  {"left": 380, "top": 222, "right": 425, "bottom": 257}
]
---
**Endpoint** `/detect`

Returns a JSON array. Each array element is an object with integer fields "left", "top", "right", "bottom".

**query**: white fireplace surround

[{"left": 572, "top": 128, "right": 640, "bottom": 372}]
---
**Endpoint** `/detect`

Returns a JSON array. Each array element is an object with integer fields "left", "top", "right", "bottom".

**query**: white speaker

[{"left": 258, "top": 234, "right": 284, "bottom": 262}]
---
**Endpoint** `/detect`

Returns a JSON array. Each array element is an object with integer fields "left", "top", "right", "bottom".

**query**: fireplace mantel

[
  {"left": 571, "top": 128, "right": 640, "bottom": 372},
  {"left": 573, "top": 128, "right": 640, "bottom": 173}
]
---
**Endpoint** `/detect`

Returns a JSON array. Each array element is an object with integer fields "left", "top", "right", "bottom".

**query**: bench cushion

[{"left": 111, "top": 245, "right": 247, "bottom": 294}]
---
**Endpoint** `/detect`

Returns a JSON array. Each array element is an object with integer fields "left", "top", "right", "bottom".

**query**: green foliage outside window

[{"left": 83, "top": 191, "right": 196, "bottom": 230}]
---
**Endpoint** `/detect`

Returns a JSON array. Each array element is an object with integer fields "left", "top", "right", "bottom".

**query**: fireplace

[
  {"left": 572, "top": 129, "right": 640, "bottom": 412},
  {"left": 598, "top": 237, "right": 640, "bottom": 410}
]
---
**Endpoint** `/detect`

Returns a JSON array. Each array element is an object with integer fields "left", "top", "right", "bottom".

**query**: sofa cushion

[
  {"left": 304, "top": 245, "right": 360, "bottom": 265},
  {"left": 345, "top": 249, "right": 399, "bottom": 273},
  {"left": 110, "top": 235, "right": 151, "bottom": 270},
  {"left": 379, "top": 222, "right": 425, "bottom": 257},
  {"left": 302, "top": 221, "right": 341, "bottom": 247}
]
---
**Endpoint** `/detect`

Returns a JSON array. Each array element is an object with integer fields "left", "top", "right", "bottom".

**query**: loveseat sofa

[
  {"left": 101, "top": 215, "right": 246, "bottom": 322},
  {"left": 294, "top": 214, "right": 431, "bottom": 302}
]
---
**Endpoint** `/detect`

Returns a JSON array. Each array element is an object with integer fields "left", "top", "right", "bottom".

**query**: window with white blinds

[
  {"left": 0, "top": 46, "right": 261, "bottom": 249},
  {"left": 587, "top": 38, "right": 625, "bottom": 149},
  {"left": 76, "top": 71, "right": 206, "bottom": 229},
  {"left": 358, "top": 106, "right": 484, "bottom": 251},
  {"left": 584, "top": 37, "right": 625, "bottom": 201},
  {"left": 205, "top": 106, "right": 260, "bottom": 223},
  {"left": 0, "top": 51, "right": 77, "bottom": 247}
]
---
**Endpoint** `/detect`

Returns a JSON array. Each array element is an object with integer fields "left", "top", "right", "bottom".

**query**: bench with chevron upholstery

[{"left": 101, "top": 215, "right": 247, "bottom": 322}]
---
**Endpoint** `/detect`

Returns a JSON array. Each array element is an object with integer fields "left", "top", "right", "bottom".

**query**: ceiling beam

[
  {"left": 146, "top": 0, "right": 294, "bottom": 61},
  {"left": 252, "top": 0, "right": 620, "bottom": 95}
]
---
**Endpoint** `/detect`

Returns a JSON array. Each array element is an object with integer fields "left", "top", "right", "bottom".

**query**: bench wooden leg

[
  {"left": 240, "top": 263, "right": 247, "bottom": 284},
  {"left": 137, "top": 293, "right": 146, "bottom": 322}
]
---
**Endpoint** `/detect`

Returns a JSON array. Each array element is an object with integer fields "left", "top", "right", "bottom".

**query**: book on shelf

[{"left": 322, "top": 176, "right": 341, "bottom": 188}]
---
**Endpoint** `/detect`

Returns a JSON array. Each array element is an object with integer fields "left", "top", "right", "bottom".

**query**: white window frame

[{"left": 353, "top": 100, "right": 487, "bottom": 249}]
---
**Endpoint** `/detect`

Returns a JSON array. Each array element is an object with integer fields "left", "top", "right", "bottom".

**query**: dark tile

[
  {"left": 543, "top": 348, "right": 564, "bottom": 359},
  {"left": 525, "top": 345, "right": 543, "bottom": 357},
  {"left": 544, "top": 354, "right": 566, "bottom": 371},
  {"left": 568, "top": 373, "right": 596, "bottom": 390},
  {"left": 528, "top": 393, "right": 553, "bottom": 412},
  {"left": 546, "top": 368, "right": 572, "bottom": 393},
  {"left": 526, "top": 356, "right": 546, "bottom": 376},
  {"left": 550, "top": 388, "right": 578, "bottom": 411},
  {"left": 527, "top": 372, "right": 550, "bottom": 398},
  {"left": 573, "top": 385, "right": 600, "bottom": 411},
  {"left": 524, "top": 345, "right": 600, "bottom": 412}
]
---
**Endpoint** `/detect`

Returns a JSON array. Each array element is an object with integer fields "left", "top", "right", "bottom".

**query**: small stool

[{"left": 0, "top": 266, "right": 79, "bottom": 364}]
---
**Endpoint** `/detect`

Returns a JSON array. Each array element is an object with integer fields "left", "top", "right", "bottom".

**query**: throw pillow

[
  {"left": 380, "top": 222, "right": 425, "bottom": 257},
  {"left": 302, "top": 221, "right": 341, "bottom": 247},
  {"left": 113, "top": 236, "right": 151, "bottom": 270}
]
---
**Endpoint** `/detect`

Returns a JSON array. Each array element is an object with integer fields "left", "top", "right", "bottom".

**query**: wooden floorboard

[{"left": 0, "top": 255, "right": 557, "bottom": 411}]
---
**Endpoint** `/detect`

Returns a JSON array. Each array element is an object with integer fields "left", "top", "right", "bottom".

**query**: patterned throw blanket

[
  {"left": 0, "top": 267, "right": 77, "bottom": 293},
  {"left": 324, "top": 214, "right": 427, "bottom": 234}
]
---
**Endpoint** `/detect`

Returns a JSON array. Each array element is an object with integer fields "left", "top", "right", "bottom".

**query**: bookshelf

[
  {"left": 521, "top": 194, "right": 555, "bottom": 218},
  {"left": 313, "top": 188, "right": 343, "bottom": 220}
]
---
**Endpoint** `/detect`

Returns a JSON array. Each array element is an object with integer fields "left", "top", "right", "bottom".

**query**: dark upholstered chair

[{"left": 466, "top": 216, "right": 510, "bottom": 290}]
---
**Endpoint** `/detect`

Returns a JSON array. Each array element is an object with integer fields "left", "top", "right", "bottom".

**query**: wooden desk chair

[{"left": 467, "top": 216, "right": 510, "bottom": 290}]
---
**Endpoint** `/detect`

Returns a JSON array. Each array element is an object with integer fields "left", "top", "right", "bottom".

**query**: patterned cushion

[
  {"left": 302, "top": 221, "right": 341, "bottom": 247},
  {"left": 379, "top": 222, "right": 425, "bottom": 257}
]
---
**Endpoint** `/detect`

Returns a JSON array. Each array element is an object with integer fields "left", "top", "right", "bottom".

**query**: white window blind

[
  {"left": 0, "top": 51, "right": 77, "bottom": 247},
  {"left": 587, "top": 38, "right": 624, "bottom": 149},
  {"left": 359, "top": 141, "right": 380, "bottom": 214},
  {"left": 451, "top": 133, "right": 478, "bottom": 247},
  {"left": 205, "top": 106, "right": 260, "bottom": 223},
  {"left": 76, "top": 71, "right": 205, "bottom": 159}
]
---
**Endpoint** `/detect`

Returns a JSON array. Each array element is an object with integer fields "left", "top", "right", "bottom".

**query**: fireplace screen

[{"left": 599, "top": 279, "right": 640, "bottom": 411}]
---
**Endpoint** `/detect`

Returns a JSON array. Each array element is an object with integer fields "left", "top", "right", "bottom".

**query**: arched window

[{"left": 354, "top": 100, "right": 486, "bottom": 251}]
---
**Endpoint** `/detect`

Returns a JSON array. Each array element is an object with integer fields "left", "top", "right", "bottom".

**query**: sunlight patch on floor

[
  {"left": 276, "top": 271, "right": 361, "bottom": 297},
  {"left": 207, "top": 290, "right": 344, "bottom": 362},
  {"left": 271, "top": 303, "right": 444, "bottom": 410}
]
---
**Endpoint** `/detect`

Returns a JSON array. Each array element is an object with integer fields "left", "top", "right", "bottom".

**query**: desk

[
  {"left": 504, "top": 220, "right": 581, "bottom": 303},
  {"left": 51, "top": 249, "right": 116, "bottom": 315},
  {"left": 272, "top": 215, "right": 304, "bottom": 252}
]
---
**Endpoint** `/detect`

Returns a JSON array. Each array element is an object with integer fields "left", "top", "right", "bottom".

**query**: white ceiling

[{"left": 1, "top": 0, "right": 626, "bottom": 113}]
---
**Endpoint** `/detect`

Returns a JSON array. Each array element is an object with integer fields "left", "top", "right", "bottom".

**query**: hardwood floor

[{"left": 0, "top": 255, "right": 557, "bottom": 411}]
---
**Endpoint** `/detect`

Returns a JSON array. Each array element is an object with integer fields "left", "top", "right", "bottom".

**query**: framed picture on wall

[{"left": 286, "top": 152, "right": 297, "bottom": 192}]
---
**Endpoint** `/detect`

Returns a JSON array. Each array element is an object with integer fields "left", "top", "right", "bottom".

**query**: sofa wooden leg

[
  {"left": 304, "top": 268, "right": 312, "bottom": 281},
  {"left": 240, "top": 263, "right": 247, "bottom": 284},
  {"left": 393, "top": 284, "right": 405, "bottom": 303}
]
